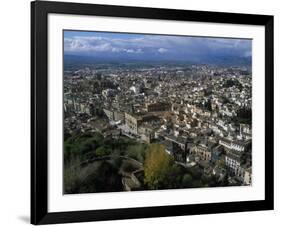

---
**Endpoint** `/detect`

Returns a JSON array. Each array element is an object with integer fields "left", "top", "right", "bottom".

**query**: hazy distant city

[{"left": 63, "top": 31, "right": 252, "bottom": 194}]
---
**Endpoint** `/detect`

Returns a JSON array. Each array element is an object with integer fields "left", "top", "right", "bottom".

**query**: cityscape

[{"left": 63, "top": 31, "right": 252, "bottom": 194}]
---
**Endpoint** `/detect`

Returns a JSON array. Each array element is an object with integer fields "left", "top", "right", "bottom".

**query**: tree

[
  {"left": 80, "top": 161, "right": 123, "bottom": 193},
  {"left": 182, "top": 174, "right": 193, "bottom": 187},
  {"left": 64, "top": 132, "right": 105, "bottom": 163},
  {"left": 144, "top": 144, "right": 174, "bottom": 189},
  {"left": 233, "top": 107, "right": 252, "bottom": 125},
  {"left": 127, "top": 144, "right": 146, "bottom": 163},
  {"left": 189, "top": 166, "right": 202, "bottom": 180},
  {"left": 165, "top": 164, "right": 183, "bottom": 188},
  {"left": 95, "top": 146, "right": 110, "bottom": 157},
  {"left": 221, "top": 171, "right": 229, "bottom": 186},
  {"left": 64, "top": 158, "right": 82, "bottom": 194}
]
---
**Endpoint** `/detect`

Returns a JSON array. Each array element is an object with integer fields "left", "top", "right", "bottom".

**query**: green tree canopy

[
  {"left": 95, "top": 146, "right": 111, "bottom": 157},
  {"left": 182, "top": 174, "right": 193, "bottom": 187}
]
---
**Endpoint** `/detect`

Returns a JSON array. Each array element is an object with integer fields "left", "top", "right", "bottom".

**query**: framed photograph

[{"left": 31, "top": 0, "right": 274, "bottom": 224}]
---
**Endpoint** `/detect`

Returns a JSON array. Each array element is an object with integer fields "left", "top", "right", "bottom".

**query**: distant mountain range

[{"left": 64, "top": 54, "right": 251, "bottom": 68}]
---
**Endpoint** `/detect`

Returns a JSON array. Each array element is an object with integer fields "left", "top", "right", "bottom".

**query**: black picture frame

[{"left": 31, "top": 0, "right": 274, "bottom": 224}]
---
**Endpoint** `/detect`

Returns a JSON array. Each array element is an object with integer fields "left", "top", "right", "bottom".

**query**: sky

[{"left": 64, "top": 30, "right": 252, "bottom": 64}]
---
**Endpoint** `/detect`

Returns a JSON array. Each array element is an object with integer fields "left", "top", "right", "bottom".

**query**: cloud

[
  {"left": 158, "top": 48, "right": 168, "bottom": 53},
  {"left": 65, "top": 36, "right": 145, "bottom": 54},
  {"left": 64, "top": 32, "right": 252, "bottom": 60}
]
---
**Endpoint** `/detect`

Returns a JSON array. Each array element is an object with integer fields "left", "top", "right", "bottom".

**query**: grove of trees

[{"left": 64, "top": 133, "right": 229, "bottom": 194}]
